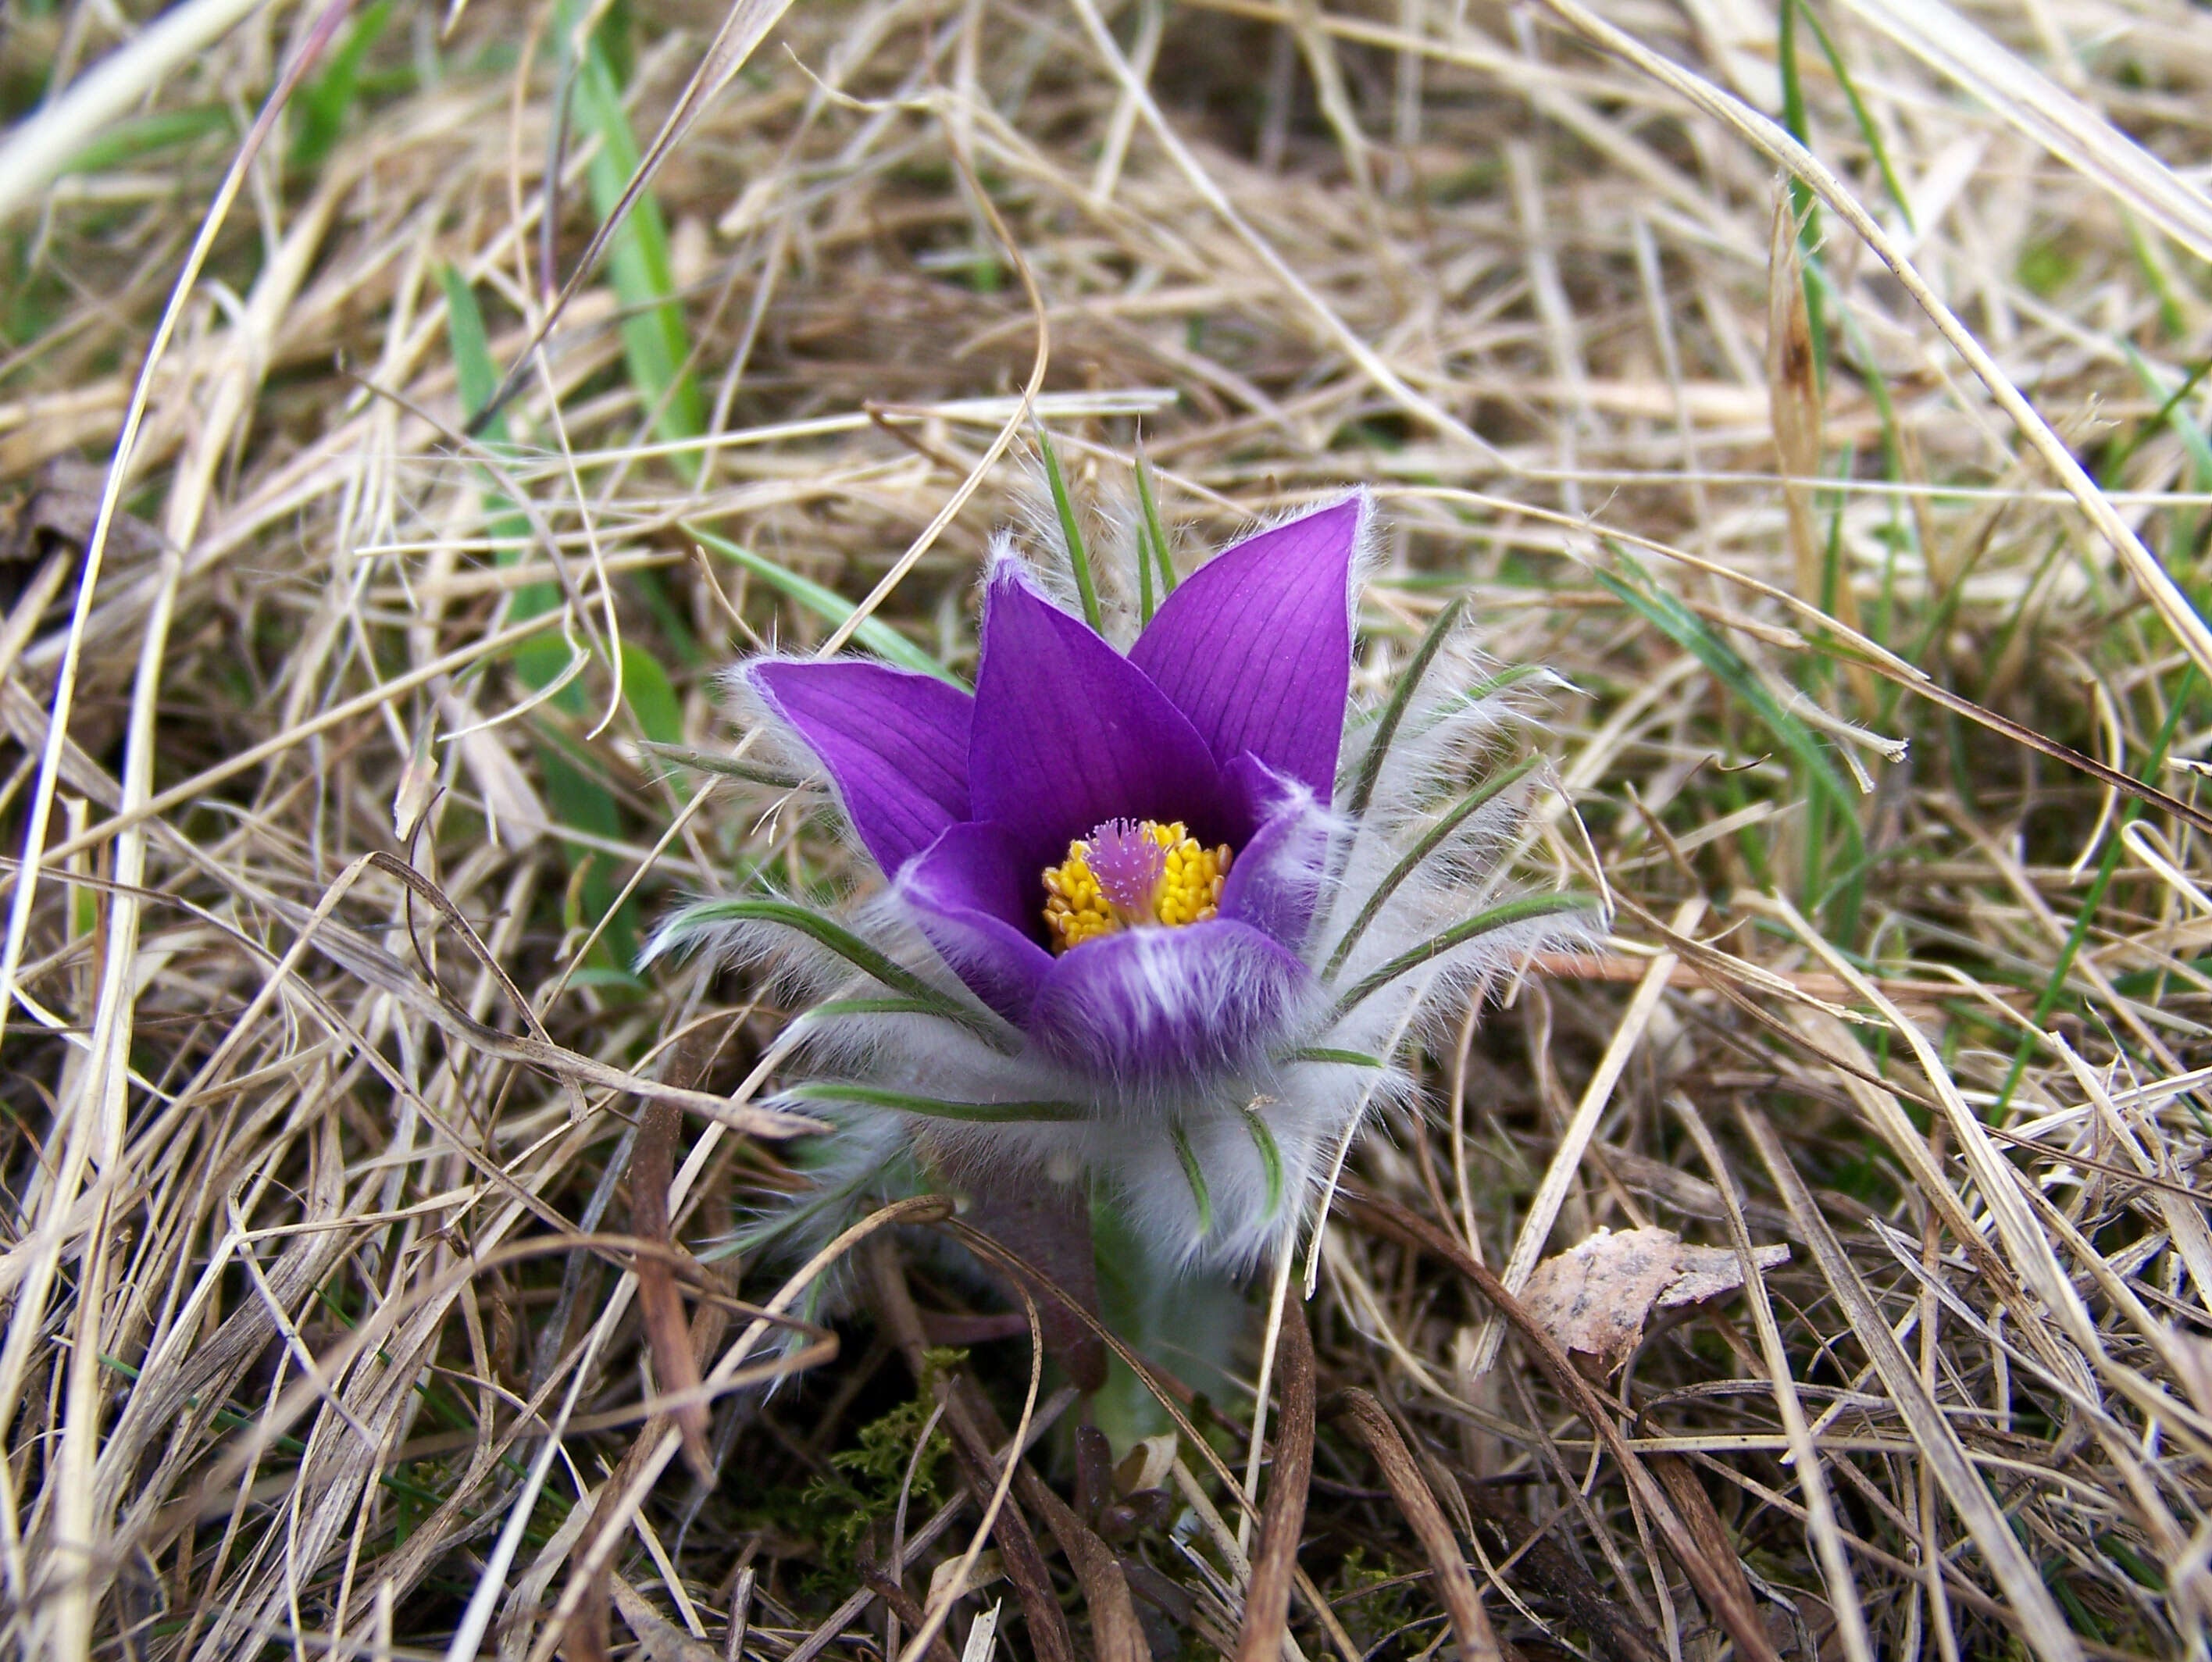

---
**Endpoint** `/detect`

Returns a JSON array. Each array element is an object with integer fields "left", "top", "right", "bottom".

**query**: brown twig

[
  {"left": 1344, "top": 1189, "right": 1784, "bottom": 1662},
  {"left": 1011, "top": 1464, "right": 1151, "bottom": 1662},
  {"left": 1233, "top": 1293, "right": 1315, "bottom": 1662},
  {"left": 865, "top": 1239, "right": 1078, "bottom": 1662},
  {"left": 1454, "top": 1482, "right": 1666, "bottom": 1662},
  {"left": 1332, "top": 1388, "right": 1503, "bottom": 1662},
  {"left": 633, "top": 1031, "right": 713, "bottom": 1482}
]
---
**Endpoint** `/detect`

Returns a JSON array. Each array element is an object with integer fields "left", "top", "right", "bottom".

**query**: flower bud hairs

[{"left": 644, "top": 471, "right": 1604, "bottom": 1404}]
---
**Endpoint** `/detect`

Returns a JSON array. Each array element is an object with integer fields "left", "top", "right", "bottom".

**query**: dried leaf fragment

[
  {"left": 3, "top": 455, "right": 161, "bottom": 566},
  {"left": 612, "top": 1576, "right": 719, "bottom": 1662},
  {"left": 1660, "top": 1240, "right": 1791, "bottom": 1311},
  {"left": 929, "top": 1547, "right": 1005, "bottom": 1608},
  {"left": 1523, "top": 1225, "right": 1789, "bottom": 1376}
]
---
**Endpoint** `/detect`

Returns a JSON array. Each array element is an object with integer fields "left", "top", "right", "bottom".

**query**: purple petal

[
  {"left": 749, "top": 660, "right": 973, "bottom": 877},
  {"left": 897, "top": 821, "right": 1054, "bottom": 1024},
  {"left": 1217, "top": 756, "right": 1334, "bottom": 954},
  {"left": 970, "top": 563, "right": 1224, "bottom": 874},
  {"left": 1026, "top": 919, "right": 1311, "bottom": 1083},
  {"left": 1129, "top": 492, "right": 1368, "bottom": 802}
]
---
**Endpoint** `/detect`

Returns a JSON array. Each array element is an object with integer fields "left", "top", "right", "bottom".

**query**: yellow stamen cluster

[{"left": 1041, "top": 820, "right": 1233, "bottom": 954}]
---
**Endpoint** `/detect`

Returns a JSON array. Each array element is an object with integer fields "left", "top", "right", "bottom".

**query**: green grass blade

[
  {"left": 1777, "top": 0, "right": 1814, "bottom": 234},
  {"left": 2123, "top": 212, "right": 2191, "bottom": 341},
  {"left": 618, "top": 643, "right": 693, "bottom": 804},
  {"left": 2114, "top": 214, "right": 2185, "bottom": 345},
  {"left": 1794, "top": 0, "right": 1913, "bottom": 229},
  {"left": 1776, "top": 0, "right": 1831, "bottom": 387},
  {"left": 619, "top": 644, "right": 683, "bottom": 746},
  {"left": 291, "top": 0, "right": 394, "bottom": 169},
  {"left": 533, "top": 722, "right": 640, "bottom": 968},
  {"left": 1036, "top": 426, "right": 1101, "bottom": 629},
  {"left": 441, "top": 264, "right": 562, "bottom": 654},
  {"left": 1597, "top": 553, "right": 1867, "bottom": 934},
  {"left": 562, "top": 0, "right": 705, "bottom": 454},
  {"left": 688, "top": 526, "right": 965, "bottom": 687},
  {"left": 1135, "top": 450, "right": 1176, "bottom": 609},
  {"left": 2102, "top": 352, "right": 2211, "bottom": 483},
  {"left": 445, "top": 262, "right": 640, "bottom": 967},
  {"left": 1832, "top": 306, "right": 1910, "bottom": 660},
  {"left": 2122, "top": 345, "right": 2212, "bottom": 488},
  {"left": 61, "top": 106, "right": 237, "bottom": 177},
  {"left": 441, "top": 262, "right": 507, "bottom": 440},
  {"left": 1135, "top": 480, "right": 1155, "bottom": 626},
  {"left": 1993, "top": 666, "right": 2196, "bottom": 1115}
]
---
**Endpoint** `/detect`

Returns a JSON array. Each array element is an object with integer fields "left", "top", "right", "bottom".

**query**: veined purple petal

[
  {"left": 1217, "top": 756, "right": 1334, "bottom": 954},
  {"left": 970, "top": 563, "right": 1224, "bottom": 874},
  {"left": 749, "top": 660, "right": 973, "bottom": 877},
  {"left": 1026, "top": 919, "right": 1310, "bottom": 1083},
  {"left": 897, "top": 821, "right": 1054, "bottom": 1024},
  {"left": 1129, "top": 492, "right": 1367, "bottom": 803}
]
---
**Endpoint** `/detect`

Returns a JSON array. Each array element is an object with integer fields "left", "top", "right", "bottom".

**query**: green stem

[{"left": 1036, "top": 426, "right": 1101, "bottom": 629}]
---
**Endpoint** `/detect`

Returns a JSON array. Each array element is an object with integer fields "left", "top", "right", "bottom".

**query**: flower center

[{"left": 1040, "top": 819, "right": 1233, "bottom": 953}]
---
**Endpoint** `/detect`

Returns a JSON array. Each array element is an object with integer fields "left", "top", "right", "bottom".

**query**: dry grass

[{"left": 6, "top": 0, "right": 2212, "bottom": 1656}]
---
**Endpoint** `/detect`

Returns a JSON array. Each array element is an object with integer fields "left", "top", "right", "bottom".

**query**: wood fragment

[
  {"left": 1347, "top": 1190, "right": 1783, "bottom": 1662},
  {"left": 1332, "top": 1389, "right": 1501, "bottom": 1661},
  {"left": 1455, "top": 1481, "right": 1666, "bottom": 1662},
  {"left": 633, "top": 1096, "right": 711, "bottom": 1478},
  {"left": 865, "top": 1242, "right": 1079, "bottom": 1662},
  {"left": 1233, "top": 1296, "right": 1314, "bottom": 1662}
]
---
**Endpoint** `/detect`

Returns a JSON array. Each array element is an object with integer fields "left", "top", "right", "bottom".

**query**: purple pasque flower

[
  {"left": 749, "top": 496, "right": 1361, "bottom": 1086},
  {"left": 648, "top": 489, "right": 1599, "bottom": 1275}
]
